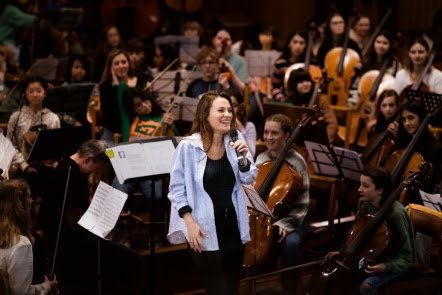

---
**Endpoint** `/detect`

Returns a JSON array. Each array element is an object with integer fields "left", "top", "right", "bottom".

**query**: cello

[
  {"left": 243, "top": 110, "right": 320, "bottom": 268},
  {"left": 385, "top": 105, "right": 440, "bottom": 189},
  {"left": 324, "top": 20, "right": 360, "bottom": 106},
  {"left": 360, "top": 52, "right": 435, "bottom": 167},
  {"left": 337, "top": 57, "right": 395, "bottom": 148},
  {"left": 309, "top": 166, "right": 430, "bottom": 295}
]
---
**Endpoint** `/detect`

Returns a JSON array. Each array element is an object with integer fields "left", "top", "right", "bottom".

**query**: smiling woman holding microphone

[{"left": 167, "top": 90, "right": 257, "bottom": 295}]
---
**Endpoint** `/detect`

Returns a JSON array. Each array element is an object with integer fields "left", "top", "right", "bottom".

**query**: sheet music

[
  {"left": 168, "top": 95, "right": 199, "bottom": 121},
  {"left": 78, "top": 181, "right": 127, "bottom": 239},
  {"left": 242, "top": 184, "right": 274, "bottom": 218},
  {"left": 245, "top": 50, "right": 281, "bottom": 76},
  {"left": 0, "top": 133, "right": 16, "bottom": 179},
  {"left": 106, "top": 138, "right": 176, "bottom": 184},
  {"left": 420, "top": 189, "right": 442, "bottom": 212}
]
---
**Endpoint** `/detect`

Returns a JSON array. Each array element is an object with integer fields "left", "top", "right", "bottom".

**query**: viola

[
  {"left": 324, "top": 20, "right": 360, "bottom": 106},
  {"left": 337, "top": 57, "right": 395, "bottom": 148},
  {"left": 309, "top": 167, "right": 430, "bottom": 295},
  {"left": 243, "top": 110, "right": 320, "bottom": 269}
]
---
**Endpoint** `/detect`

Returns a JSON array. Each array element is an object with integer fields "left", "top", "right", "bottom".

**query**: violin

[
  {"left": 309, "top": 167, "right": 430, "bottom": 295},
  {"left": 324, "top": 20, "right": 360, "bottom": 106},
  {"left": 338, "top": 57, "right": 395, "bottom": 149},
  {"left": 152, "top": 98, "right": 177, "bottom": 137},
  {"left": 243, "top": 110, "right": 320, "bottom": 269}
]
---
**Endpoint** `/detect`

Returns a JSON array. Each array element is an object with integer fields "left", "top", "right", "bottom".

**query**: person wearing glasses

[{"left": 186, "top": 46, "right": 243, "bottom": 99}]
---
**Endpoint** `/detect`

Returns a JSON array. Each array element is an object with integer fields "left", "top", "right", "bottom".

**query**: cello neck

[
  {"left": 412, "top": 52, "right": 435, "bottom": 90},
  {"left": 337, "top": 20, "right": 352, "bottom": 76},
  {"left": 257, "top": 122, "right": 303, "bottom": 198},
  {"left": 368, "top": 56, "right": 392, "bottom": 101},
  {"left": 304, "top": 35, "right": 314, "bottom": 70},
  {"left": 390, "top": 111, "right": 433, "bottom": 184},
  {"left": 360, "top": 8, "right": 392, "bottom": 57}
]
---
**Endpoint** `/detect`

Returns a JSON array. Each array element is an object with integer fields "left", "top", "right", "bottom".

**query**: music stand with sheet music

[
  {"left": 245, "top": 50, "right": 281, "bottom": 77},
  {"left": 27, "top": 126, "right": 92, "bottom": 162},
  {"left": 154, "top": 35, "right": 200, "bottom": 65},
  {"left": 304, "top": 141, "right": 363, "bottom": 183},
  {"left": 405, "top": 88, "right": 442, "bottom": 126},
  {"left": 152, "top": 70, "right": 202, "bottom": 101},
  {"left": 44, "top": 83, "right": 95, "bottom": 125},
  {"left": 106, "top": 136, "right": 177, "bottom": 295},
  {"left": 156, "top": 95, "right": 199, "bottom": 136}
]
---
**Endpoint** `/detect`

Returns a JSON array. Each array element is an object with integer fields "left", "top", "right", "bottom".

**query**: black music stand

[
  {"left": 44, "top": 83, "right": 96, "bottom": 125},
  {"left": 304, "top": 141, "right": 363, "bottom": 182},
  {"left": 27, "top": 126, "right": 92, "bottom": 162},
  {"left": 106, "top": 136, "right": 178, "bottom": 295},
  {"left": 405, "top": 88, "right": 442, "bottom": 126}
]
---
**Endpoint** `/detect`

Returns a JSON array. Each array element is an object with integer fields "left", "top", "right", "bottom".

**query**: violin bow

[
  {"left": 50, "top": 166, "right": 72, "bottom": 280},
  {"left": 143, "top": 58, "right": 179, "bottom": 91}
]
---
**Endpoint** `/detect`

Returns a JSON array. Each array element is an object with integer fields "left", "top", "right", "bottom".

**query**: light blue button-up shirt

[{"left": 167, "top": 132, "right": 257, "bottom": 251}]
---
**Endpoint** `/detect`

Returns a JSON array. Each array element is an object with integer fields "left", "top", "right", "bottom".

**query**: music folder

[{"left": 106, "top": 137, "right": 178, "bottom": 184}]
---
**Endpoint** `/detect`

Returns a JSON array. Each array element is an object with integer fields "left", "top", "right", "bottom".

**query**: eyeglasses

[{"left": 200, "top": 60, "right": 216, "bottom": 65}]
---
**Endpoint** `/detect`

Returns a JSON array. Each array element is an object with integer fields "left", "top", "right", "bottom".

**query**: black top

[{"left": 203, "top": 151, "right": 236, "bottom": 212}]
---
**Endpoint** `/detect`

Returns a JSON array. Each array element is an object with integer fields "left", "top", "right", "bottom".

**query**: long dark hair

[
  {"left": 65, "top": 55, "right": 90, "bottom": 83},
  {"left": 189, "top": 90, "right": 236, "bottom": 152},
  {"left": 396, "top": 100, "right": 431, "bottom": 147},
  {"left": 374, "top": 89, "right": 399, "bottom": 133},
  {"left": 122, "top": 87, "right": 163, "bottom": 117},
  {"left": 280, "top": 30, "right": 308, "bottom": 62},
  {"left": 362, "top": 30, "right": 396, "bottom": 72},
  {"left": 286, "top": 68, "right": 313, "bottom": 105}
]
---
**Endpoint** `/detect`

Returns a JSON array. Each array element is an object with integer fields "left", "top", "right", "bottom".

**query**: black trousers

[{"left": 189, "top": 207, "right": 244, "bottom": 295}]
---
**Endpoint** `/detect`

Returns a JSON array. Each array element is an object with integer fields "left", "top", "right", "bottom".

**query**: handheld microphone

[{"left": 229, "top": 128, "right": 247, "bottom": 172}]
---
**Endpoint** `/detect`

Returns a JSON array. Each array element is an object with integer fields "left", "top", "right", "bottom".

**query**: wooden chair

[
  {"left": 331, "top": 105, "right": 355, "bottom": 149},
  {"left": 380, "top": 204, "right": 442, "bottom": 295}
]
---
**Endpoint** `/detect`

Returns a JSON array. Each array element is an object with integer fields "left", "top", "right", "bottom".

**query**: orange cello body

[
  {"left": 337, "top": 69, "right": 395, "bottom": 147},
  {"left": 243, "top": 161, "right": 302, "bottom": 268},
  {"left": 324, "top": 47, "right": 360, "bottom": 106}
]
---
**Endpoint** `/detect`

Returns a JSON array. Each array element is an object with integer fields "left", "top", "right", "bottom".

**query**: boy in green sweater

[{"left": 325, "top": 166, "right": 416, "bottom": 294}]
